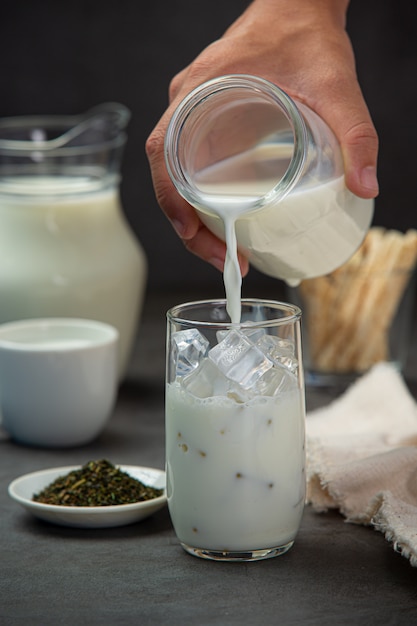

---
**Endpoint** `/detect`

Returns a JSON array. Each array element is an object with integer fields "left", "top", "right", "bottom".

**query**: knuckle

[
  {"left": 168, "top": 74, "right": 182, "bottom": 101},
  {"left": 153, "top": 179, "right": 174, "bottom": 209},
  {"left": 343, "top": 120, "right": 379, "bottom": 149},
  {"left": 145, "top": 128, "right": 165, "bottom": 161}
]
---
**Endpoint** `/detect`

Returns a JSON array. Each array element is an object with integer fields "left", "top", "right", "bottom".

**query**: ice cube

[
  {"left": 182, "top": 357, "right": 252, "bottom": 402},
  {"left": 209, "top": 329, "right": 273, "bottom": 390},
  {"left": 181, "top": 358, "right": 230, "bottom": 398},
  {"left": 216, "top": 324, "right": 266, "bottom": 345},
  {"left": 171, "top": 329, "right": 209, "bottom": 377},
  {"left": 216, "top": 329, "right": 229, "bottom": 343},
  {"left": 253, "top": 363, "right": 299, "bottom": 396},
  {"left": 256, "top": 334, "right": 298, "bottom": 373},
  {"left": 241, "top": 323, "right": 266, "bottom": 344}
]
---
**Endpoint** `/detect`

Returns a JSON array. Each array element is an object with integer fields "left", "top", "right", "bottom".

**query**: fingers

[
  {"left": 311, "top": 88, "right": 379, "bottom": 200},
  {"left": 146, "top": 125, "right": 249, "bottom": 277},
  {"left": 146, "top": 4, "right": 380, "bottom": 276},
  {"left": 341, "top": 117, "right": 379, "bottom": 199},
  {"left": 312, "top": 59, "right": 379, "bottom": 200},
  {"left": 146, "top": 119, "right": 199, "bottom": 238}
]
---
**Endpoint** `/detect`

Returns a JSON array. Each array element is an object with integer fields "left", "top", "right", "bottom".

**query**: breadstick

[
  {"left": 300, "top": 228, "right": 417, "bottom": 374},
  {"left": 341, "top": 229, "right": 405, "bottom": 370},
  {"left": 354, "top": 229, "right": 417, "bottom": 370},
  {"left": 315, "top": 228, "right": 386, "bottom": 371}
]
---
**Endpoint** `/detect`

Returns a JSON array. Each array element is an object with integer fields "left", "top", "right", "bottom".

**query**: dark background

[{"left": 1, "top": 0, "right": 416, "bottom": 296}]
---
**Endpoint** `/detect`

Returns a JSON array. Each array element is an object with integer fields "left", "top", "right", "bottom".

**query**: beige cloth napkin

[{"left": 306, "top": 362, "right": 417, "bottom": 566}]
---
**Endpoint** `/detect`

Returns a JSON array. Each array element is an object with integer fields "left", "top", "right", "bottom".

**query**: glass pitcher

[
  {"left": 165, "top": 74, "right": 374, "bottom": 285},
  {"left": 0, "top": 103, "right": 147, "bottom": 378}
]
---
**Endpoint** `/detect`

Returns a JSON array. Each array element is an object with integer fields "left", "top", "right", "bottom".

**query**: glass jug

[
  {"left": 165, "top": 75, "right": 374, "bottom": 285},
  {"left": 0, "top": 103, "right": 147, "bottom": 378}
]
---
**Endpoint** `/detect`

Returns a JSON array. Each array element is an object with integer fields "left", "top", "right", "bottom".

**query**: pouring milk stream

[{"left": 165, "top": 74, "right": 374, "bottom": 319}]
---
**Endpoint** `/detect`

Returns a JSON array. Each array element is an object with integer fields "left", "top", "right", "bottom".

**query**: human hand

[{"left": 146, "top": 0, "right": 379, "bottom": 275}]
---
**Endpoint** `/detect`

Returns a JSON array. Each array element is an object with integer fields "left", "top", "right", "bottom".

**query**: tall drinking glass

[{"left": 166, "top": 299, "right": 305, "bottom": 562}]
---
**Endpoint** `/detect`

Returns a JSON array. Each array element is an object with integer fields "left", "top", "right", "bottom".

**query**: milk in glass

[
  {"left": 166, "top": 377, "right": 305, "bottom": 552},
  {"left": 166, "top": 298, "right": 305, "bottom": 557}
]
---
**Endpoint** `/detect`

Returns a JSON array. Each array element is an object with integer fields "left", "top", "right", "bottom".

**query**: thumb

[{"left": 336, "top": 108, "right": 379, "bottom": 200}]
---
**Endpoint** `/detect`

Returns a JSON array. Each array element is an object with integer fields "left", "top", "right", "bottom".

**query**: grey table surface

[{"left": 1, "top": 291, "right": 417, "bottom": 626}]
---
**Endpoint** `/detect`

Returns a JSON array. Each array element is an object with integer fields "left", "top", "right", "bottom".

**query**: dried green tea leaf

[{"left": 33, "top": 459, "right": 163, "bottom": 507}]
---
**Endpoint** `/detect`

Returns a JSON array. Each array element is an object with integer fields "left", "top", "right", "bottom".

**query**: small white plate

[{"left": 8, "top": 465, "right": 167, "bottom": 528}]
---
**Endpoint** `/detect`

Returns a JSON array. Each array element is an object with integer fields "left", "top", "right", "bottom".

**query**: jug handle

[
  {"left": 0, "top": 103, "right": 131, "bottom": 152},
  {"left": 46, "top": 102, "right": 131, "bottom": 149}
]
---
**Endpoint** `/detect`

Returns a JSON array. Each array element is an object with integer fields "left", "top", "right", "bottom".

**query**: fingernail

[
  {"left": 172, "top": 219, "right": 186, "bottom": 237},
  {"left": 209, "top": 256, "right": 225, "bottom": 272},
  {"left": 360, "top": 166, "right": 379, "bottom": 194}
]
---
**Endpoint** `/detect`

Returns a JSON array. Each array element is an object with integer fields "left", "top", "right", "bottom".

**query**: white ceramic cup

[{"left": 0, "top": 318, "right": 119, "bottom": 447}]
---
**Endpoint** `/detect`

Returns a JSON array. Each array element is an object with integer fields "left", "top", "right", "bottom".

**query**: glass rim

[
  {"left": 167, "top": 298, "right": 301, "bottom": 328},
  {"left": 164, "top": 74, "right": 307, "bottom": 215}
]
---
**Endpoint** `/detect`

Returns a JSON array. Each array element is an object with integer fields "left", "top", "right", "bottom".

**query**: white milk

[
  {"left": 191, "top": 141, "right": 372, "bottom": 320},
  {"left": 200, "top": 176, "right": 372, "bottom": 299},
  {"left": 222, "top": 212, "right": 243, "bottom": 324},
  {"left": 166, "top": 381, "right": 305, "bottom": 551},
  {"left": 0, "top": 178, "right": 146, "bottom": 375},
  {"left": 197, "top": 177, "right": 372, "bottom": 325}
]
